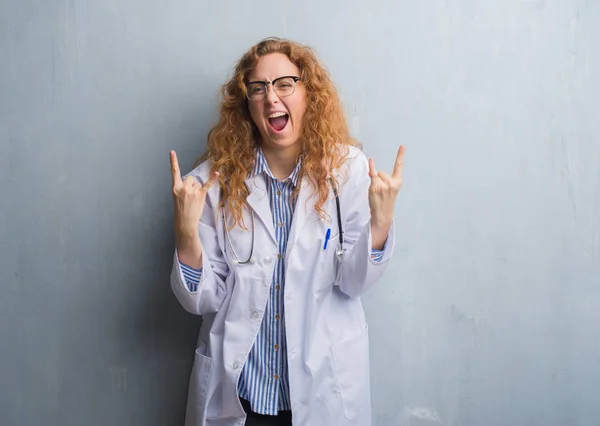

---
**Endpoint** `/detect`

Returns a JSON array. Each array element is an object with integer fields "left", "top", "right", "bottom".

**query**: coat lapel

[
  {"left": 286, "top": 177, "right": 319, "bottom": 258},
  {"left": 244, "top": 174, "right": 277, "bottom": 245}
]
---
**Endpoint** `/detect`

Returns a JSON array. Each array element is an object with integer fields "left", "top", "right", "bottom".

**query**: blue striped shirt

[
  {"left": 179, "top": 149, "right": 385, "bottom": 415},
  {"left": 236, "top": 149, "right": 298, "bottom": 414}
]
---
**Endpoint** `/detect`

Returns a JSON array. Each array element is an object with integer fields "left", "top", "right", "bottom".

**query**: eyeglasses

[{"left": 245, "top": 76, "right": 301, "bottom": 101}]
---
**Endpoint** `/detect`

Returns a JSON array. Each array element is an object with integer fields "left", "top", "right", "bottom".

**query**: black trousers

[{"left": 240, "top": 398, "right": 292, "bottom": 426}]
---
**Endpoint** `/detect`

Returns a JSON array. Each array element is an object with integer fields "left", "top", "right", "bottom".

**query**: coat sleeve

[
  {"left": 170, "top": 174, "right": 229, "bottom": 315},
  {"left": 336, "top": 152, "right": 396, "bottom": 298}
]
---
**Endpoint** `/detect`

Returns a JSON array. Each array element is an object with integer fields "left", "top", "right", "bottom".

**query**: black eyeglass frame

[{"left": 244, "top": 76, "right": 301, "bottom": 101}]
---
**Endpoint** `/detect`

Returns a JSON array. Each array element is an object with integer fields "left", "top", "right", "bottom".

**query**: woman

[{"left": 169, "top": 37, "right": 404, "bottom": 426}]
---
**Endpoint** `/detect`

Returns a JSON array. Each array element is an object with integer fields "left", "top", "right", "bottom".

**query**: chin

[
  {"left": 262, "top": 129, "right": 300, "bottom": 149},
  {"left": 265, "top": 138, "right": 300, "bottom": 150}
]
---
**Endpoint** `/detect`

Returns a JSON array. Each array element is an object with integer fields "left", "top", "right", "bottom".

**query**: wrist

[
  {"left": 176, "top": 232, "right": 200, "bottom": 249},
  {"left": 370, "top": 215, "right": 392, "bottom": 232},
  {"left": 176, "top": 236, "right": 203, "bottom": 269},
  {"left": 175, "top": 221, "right": 199, "bottom": 238},
  {"left": 370, "top": 218, "right": 392, "bottom": 250}
]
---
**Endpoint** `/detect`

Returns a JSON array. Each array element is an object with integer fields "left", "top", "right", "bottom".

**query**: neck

[{"left": 261, "top": 144, "right": 301, "bottom": 180}]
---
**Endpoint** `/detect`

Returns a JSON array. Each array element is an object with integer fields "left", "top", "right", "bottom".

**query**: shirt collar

[{"left": 252, "top": 147, "right": 301, "bottom": 187}]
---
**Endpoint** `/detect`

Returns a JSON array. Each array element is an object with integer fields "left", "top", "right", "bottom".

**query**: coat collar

[{"left": 244, "top": 148, "right": 317, "bottom": 250}]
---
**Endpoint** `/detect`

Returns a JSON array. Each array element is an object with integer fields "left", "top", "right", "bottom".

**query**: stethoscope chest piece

[{"left": 335, "top": 244, "right": 344, "bottom": 261}]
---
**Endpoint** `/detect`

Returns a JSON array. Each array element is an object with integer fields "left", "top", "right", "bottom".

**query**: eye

[{"left": 247, "top": 84, "right": 264, "bottom": 94}]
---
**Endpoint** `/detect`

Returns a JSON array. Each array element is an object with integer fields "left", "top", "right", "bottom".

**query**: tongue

[{"left": 269, "top": 115, "right": 288, "bottom": 131}]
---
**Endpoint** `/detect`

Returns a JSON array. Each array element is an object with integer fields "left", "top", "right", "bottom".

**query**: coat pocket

[
  {"left": 330, "top": 325, "right": 371, "bottom": 419},
  {"left": 189, "top": 349, "right": 214, "bottom": 425}
]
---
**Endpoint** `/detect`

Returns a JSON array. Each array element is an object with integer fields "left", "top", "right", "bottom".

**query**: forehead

[{"left": 247, "top": 53, "right": 300, "bottom": 82}]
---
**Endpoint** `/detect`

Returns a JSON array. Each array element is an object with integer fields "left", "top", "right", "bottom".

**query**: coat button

[
  {"left": 251, "top": 311, "right": 261, "bottom": 319},
  {"left": 264, "top": 256, "right": 272, "bottom": 264},
  {"left": 233, "top": 362, "right": 241, "bottom": 370}
]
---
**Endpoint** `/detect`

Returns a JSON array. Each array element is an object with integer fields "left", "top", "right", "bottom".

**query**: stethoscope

[{"left": 222, "top": 180, "right": 343, "bottom": 265}]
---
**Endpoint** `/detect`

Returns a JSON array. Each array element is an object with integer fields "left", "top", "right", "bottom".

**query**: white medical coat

[{"left": 171, "top": 146, "right": 395, "bottom": 426}]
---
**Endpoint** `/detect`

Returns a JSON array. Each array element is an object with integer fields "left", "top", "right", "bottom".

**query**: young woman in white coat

[{"left": 169, "top": 37, "right": 404, "bottom": 426}]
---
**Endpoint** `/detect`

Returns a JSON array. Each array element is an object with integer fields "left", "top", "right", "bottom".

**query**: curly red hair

[{"left": 198, "top": 37, "right": 360, "bottom": 227}]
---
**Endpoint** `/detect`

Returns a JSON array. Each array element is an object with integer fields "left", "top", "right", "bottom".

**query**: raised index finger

[
  {"left": 391, "top": 146, "right": 405, "bottom": 179},
  {"left": 170, "top": 150, "right": 183, "bottom": 186}
]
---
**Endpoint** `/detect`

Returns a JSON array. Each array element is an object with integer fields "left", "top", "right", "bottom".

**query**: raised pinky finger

[
  {"left": 368, "top": 158, "right": 378, "bottom": 179},
  {"left": 203, "top": 172, "right": 220, "bottom": 190}
]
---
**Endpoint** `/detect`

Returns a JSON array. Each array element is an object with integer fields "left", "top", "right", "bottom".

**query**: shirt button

[
  {"left": 275, "top": 314, "right": 280, "bottom": 320},
  {"left": 278, "top": 221, "right": 283, "bottom": 228},
  {"left": 277, "top": 253, "right": 282, "bottom": 259},
  {"left": 274, "top": 374, "right": 280, "bottom": 380},
  {"left": 276, "top": 285, "right": 281, "bottom": 291},
  {"left": 274, "top": 344, "right": 280, "bottom": 350},
  {"left": 276, "top": 190, "right": 281, "bottom": 196}
]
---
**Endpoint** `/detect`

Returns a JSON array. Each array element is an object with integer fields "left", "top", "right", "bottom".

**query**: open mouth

[{"left": 268, "top": 113, "right": 289, "bottom": 132}]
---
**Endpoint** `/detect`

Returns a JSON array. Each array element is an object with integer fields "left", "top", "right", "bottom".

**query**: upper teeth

[{"left": 268, "top": 112, "right": 287, "bottom": 118}]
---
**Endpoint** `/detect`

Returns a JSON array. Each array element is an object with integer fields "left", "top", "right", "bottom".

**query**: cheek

[
  {"left": 249, "top": 105, "right": 265, "bottom": 128},
  {"left": 294, "top": 107, "right": 307, "bottom": 130},
  {"left": 289, "top": 98, "right": 307, "bottom": 125}
]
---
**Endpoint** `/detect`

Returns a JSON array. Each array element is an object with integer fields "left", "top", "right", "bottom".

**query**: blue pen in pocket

[{"left": 324, "top": 228, "right": 331, "bottom": 250}]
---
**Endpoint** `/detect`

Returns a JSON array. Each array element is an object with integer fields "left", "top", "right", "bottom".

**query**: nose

[{"left": 265, "top": 84, "right": 280, "bottom": 104}]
